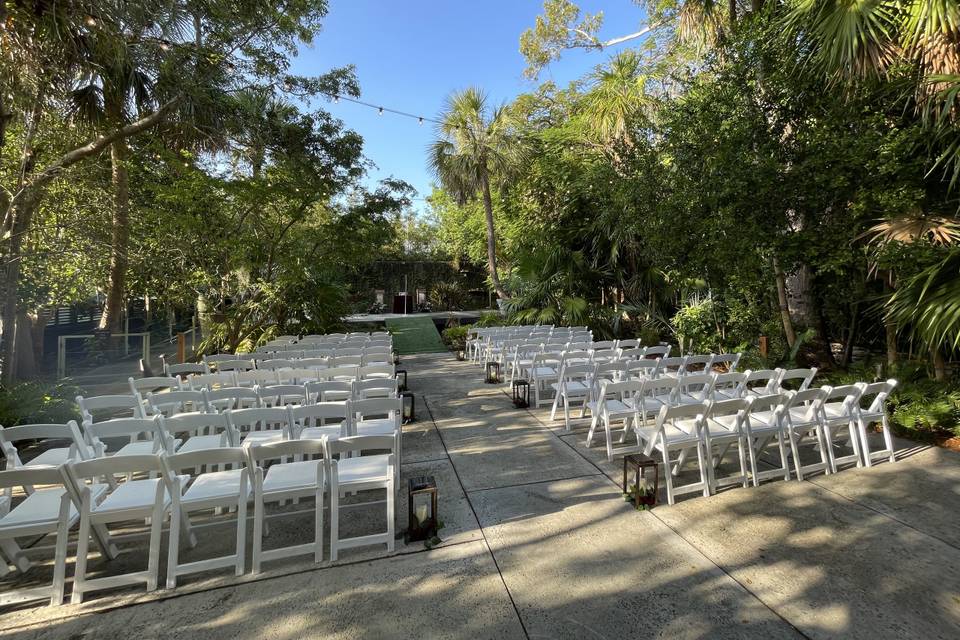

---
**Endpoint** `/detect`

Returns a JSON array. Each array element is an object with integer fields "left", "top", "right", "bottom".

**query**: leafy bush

[
  {"left": 475, "top": 312, "right": 508, "bottom": 327},
  {"left": 441, "top": 325, "right": 469, "bottom": 350},
  {"left": 671, "top": 297, "right": 721, "bottom": 353},
  {"left": 430, "top": 281, "right": 467, "bottom": 311},
  {"left": 0, "top": 381, "right": 83, "bottom": 426},
  {"left": 889, "top": 380, "right": 960, "bottom": 438}
]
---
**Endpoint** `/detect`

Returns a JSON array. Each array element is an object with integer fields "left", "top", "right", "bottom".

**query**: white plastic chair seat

[
  {"left": 550, "top": 380, "right": 589, "bottom": 394},
  {"left": 636, "top": 421, "right": 701, "bottom": 447},
  {"left": 355, "top": 418, "right": 396, "bottom": 436},
  {"left": 821, "top": 402, "right": 851, "bottom": 421},
  {"left": 178, "top": 434, "right": 229, "bottom": 454},
  {"left": 0, "top": 486, "right": 102, "bottom": 527},
  {"left": 785, "top": 407, "right": 819, "bottom": 427},
  {"left": 112, "top": 439, "right": 181, "bottom": 457},
  {"left": 674, "top": 393, "right": 707, "bottom": 406},
  {"left": 748, "top": 411, "right": 780, "bottom": 432},
  {"left": 531, "top": 366, "right": 556, "bottom": 378},
  {"left": 634, "top": 394, "right": 673, "bottom": 413},
  {"left": 262, "top": 461, "right": 321, "bottom": 494},
  {"left": 93, "top": 476, "right": 186, "bottom": 515},
  {"left": 20, "top": 448, "right": 72, "bottom": 468},
  {"left": 588, "top": 399, "right": 634, "bottom": 417},
  {"left": 713, "top": 389, "right": 740, "bottom": 401},
  {"left": 241, "top": 431, "right": 285, "bottom": 446},
  {"left": 300, "top": 425, "right": 342, "bottom": 440},
  {"left": 183, "top": 469, "right": 248, "bottom": 504},
  {"left": 335, "top": 454, "right": 391, "bottom": 487},
  {"left": 706, "top": 415, "right": 740, "bottom": 436}
]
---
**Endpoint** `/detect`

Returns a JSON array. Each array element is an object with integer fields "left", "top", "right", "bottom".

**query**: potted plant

[{"left": 623, "top": 477, "right": 656, "bottom": 510}]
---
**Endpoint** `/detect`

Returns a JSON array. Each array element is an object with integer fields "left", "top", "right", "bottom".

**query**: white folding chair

[
  {"left": 225, "top": 407, "right": 291, "bottom": 447},
  {"left": 146, "top": 389, "right": 209, "bottom": 417},
  {"left": 854, "top": 379, "right": 898, "bottom": 467},
  {"left": 161, "top": 447, "right": 250, "bottom": 587},
  {"left": 234, "top": 370, "right": 280, "bottom": 389},
  {"left": 289, "top": 402, "right": 351, "bottom": 440},
  {"left": 781, "top": 388, "right": 830, "bottom": 480},
  {"left": 712, "top": 372, "right": 747, "bottom": 401},
  {"left": 165, "top": 362, "right": 208, "bottom": 378},
  {"left": 359, "top": 364, "right": 395, "bottom": 380},
  {"left": 743, "top": 393, "right": 791, "bottom": 485},
  {"left": 549, "top": 362, "right": 594, "bottom": 431},
  {"left": 248, "top": 439, "right": 328, "bottom": 573},
  {"left": 819, "top": 385, "right": 864, "bottom": 473},
  {"left": 0, "top": 422, "right": 93, "bottom": 473},
  {"left": 703, "top": 398, "right": 750, "bottom": 493},
  {"left": 84, "top": 416, "right": 177, "bottom": 458},
  {"left": 76, "top": 394, "right": 146, "bottom": 423},
  {"left": 711, "top": 353, "right": 742, "bottom": 372},
  {"left": 128, "top": 376, "right": 181, "bottom": 397},
  {"left": 257, "top": 384, "right": 308, "bottom": 408},
  {"left": 353, "top": 378, "right": 398, "bottom": 400},
  {"left": 161, "top": 412, "right": 236, "bottom": 452},
  {"left": 530, "top": 352, "right": 562, "bottom": 407},
  {"left": 0, "top": 466, "right": 110, "bottom": 607},
  {"left": 66, "top": 454, "right": 192, "bottom": 603},
  {"left": 305, "top": 380, "right": 353, "bottom": 403},
  {"left": 636, "top": 403, "right": 711, "bottom": 505},
  {"left": 215, "top": 359, "right": 255, "bottom": 373},
  {"left": 742, "top": 369, "right": 781, "bottom": 397},
  {"left": 674, "top": 373, "right": 717, "bottom": 405},
  {"left": 776, "top": 368, "right": 817, "bottom": 392},
  {"left": 203, "top": 386, "right": 261, "bottom": 413},
  {"left": 325, "top": 435, "right": 397, "bottom": 561},
  {"left": 586, "top": 380, "right": 644, "bottom": 461},
  {"left": 183, "top": 372, "right": 236, "bottom": 392}
]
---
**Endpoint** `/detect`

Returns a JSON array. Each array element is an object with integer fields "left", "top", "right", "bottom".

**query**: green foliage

[
  {"left": 0, "top": 382, "right": 82, "bottom": 426},
  {"left": 430, "top": 281, "right": 467, "bottom": 312},
  {"left": 671, "top": 297, "right": 720, "bottom": 353},
  {"left": 475, "top": 312, "right": 508, "bottom": 327},
  {"left": 890, "top": 381, "right": 960, "bottom": 438},
  {"left": 441, "top": 325, "right": 469, "bottom": 350}
]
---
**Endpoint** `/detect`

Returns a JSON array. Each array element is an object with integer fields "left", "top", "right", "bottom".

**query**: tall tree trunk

[
  {"left": 480, "top": 171, "right": 509, "bottom": 300},
  {"left": 932, "top": 345, "right": 946, "bottom": 382},
  {"left": 728, "top": 0, "right": 738, "bottom": 31},
  {"left": 1, "top": 195, "right": 39, "bottom": 383},
  {"left": 99, "top": 136, "right": 130, "bottom": 333},
  {"left": 772, "top": 256, "right": 796, "bottom": 347},
  {"left": 883, "top": 275, "right": 898, "bottom": 366},
  {"left": 840, "top": 301, "right": 859, "bottom": 368}
]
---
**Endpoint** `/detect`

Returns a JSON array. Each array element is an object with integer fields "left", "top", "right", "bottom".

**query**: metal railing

[{"left": 56, "top": 332, "right": 151, "bottom": 379}]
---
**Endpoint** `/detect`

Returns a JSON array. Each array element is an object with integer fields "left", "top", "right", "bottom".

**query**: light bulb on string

[{"left": 378, "top": 107, "right": 384, "bottom": 115}]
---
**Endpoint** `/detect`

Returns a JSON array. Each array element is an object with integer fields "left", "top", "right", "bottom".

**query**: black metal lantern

[
  {"left": 622, "top": 454, "right": 659, "bottom": 510},
  {"left": 396, "top": 369, "right": 408, "bottom": 392},
  {"left": 400, "top": 391, "right": 416, "bottom": 424},
  {"left": 406, "top": 476, "right": 438, "bottom": 543},
  {"left": 512, "top": 379, "right": 530, "bottom": 408},
  {"left": 484, "top": 361, "right": 501, "bottom": 384},
  {"left": 393, "top": 352, "right": 401, "bottom": 366}
]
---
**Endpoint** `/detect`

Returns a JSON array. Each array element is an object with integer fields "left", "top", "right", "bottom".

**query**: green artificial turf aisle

[{"left": 385, "top": 316, "right": 449, "bottom": 354}]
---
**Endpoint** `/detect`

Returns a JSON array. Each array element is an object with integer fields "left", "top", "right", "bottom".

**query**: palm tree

[{"left": 429, "top": 88, "right": 523, "bottom": 300}]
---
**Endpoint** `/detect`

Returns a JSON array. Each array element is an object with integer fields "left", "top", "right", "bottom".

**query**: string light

[{"left": 321, "top": 91, "right": 455, "bottom": 128}]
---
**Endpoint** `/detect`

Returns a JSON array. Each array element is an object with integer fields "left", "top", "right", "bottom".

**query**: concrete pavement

[{"left": 2, "top": 353, "right": 958, "bottom": 639}]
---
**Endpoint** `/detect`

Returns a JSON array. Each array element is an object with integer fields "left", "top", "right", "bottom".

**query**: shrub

[
  {"left": 475, "top": 312, "right": 507, "bottom": 327},
  {"left": 442, "top": 325, "right": 469, "bottom": 350},
  {"left": 430, "top": 281, "right": 467, "bottom": 311},
  {"left": 0, "top": 381, "right": 83, "bottom": 426},
  {"left": 671, "top": 297, "right": 721, "bottom": 353}
]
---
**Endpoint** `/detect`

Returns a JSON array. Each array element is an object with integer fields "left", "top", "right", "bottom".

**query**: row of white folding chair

[
  {"left": 0, "top": 432, "right": 397, "bottom": 606},
  {"left": 582, "top": 379, "right": 897, "bottom": 502},
  {"left": 203, "top": 351, "right": 392, "bottom": 372}
]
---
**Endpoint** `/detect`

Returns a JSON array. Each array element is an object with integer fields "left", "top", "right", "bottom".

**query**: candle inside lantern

[{"left": 415, "top": 504, "right": 428, "bottom": 525}]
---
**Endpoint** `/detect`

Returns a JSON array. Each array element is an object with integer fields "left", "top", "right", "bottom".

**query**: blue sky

[{"left": 290, "top": 1, "right": 648, "bottom": 213}]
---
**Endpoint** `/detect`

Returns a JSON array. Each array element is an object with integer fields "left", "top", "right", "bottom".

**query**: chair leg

[
  {"left": 71, "top": 503, "right": 92, "bottom": 604},
  {"left": 787, "top": 427, "right": 804, "bottom": 481},
  {"left": 882, "top": 415, "right": 896, "bottom": 463},
  {"left": 736, "top": 436, "right": 749, "bottom": 488},
  {"left": 166, "top": 504, "right": 182, "bottom": 590},
  {"left": 386, "top": 480, "right": 395, "bottom": 553},
  {"left": 0, "top": 539, "right": 29, "bottom": 573},
  {"left": 695, "top": 442, "right": 711, "bottom": 498},
  {"left": 235, "top": 497, "right": 247, "bottom": 576},
  {"left": 775, "top": 431, "right": 791, "bottom": 481},
  {"left": 314, "top": 484, "right": 324, "bottom": 564},
  {"left": 550, "top": 391, "right": 560, "bottom": 421},
  {"left": 252, "top": 495, "right": 264, "bottom": 574},
  {"left": 50, "top": 512, "right": 70, "bottom": 606},
  {"left": 147, "top": 502, "right": 164, "bottom": 591},
  {"left": 746, "top": 434, "right": 761, "bottom": 487},
  {"left": 661, "top": 446, "right": 675, "bottom": 505},
  {"left": 329, "top": 485, "right": 340, "bottom": 562}
]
